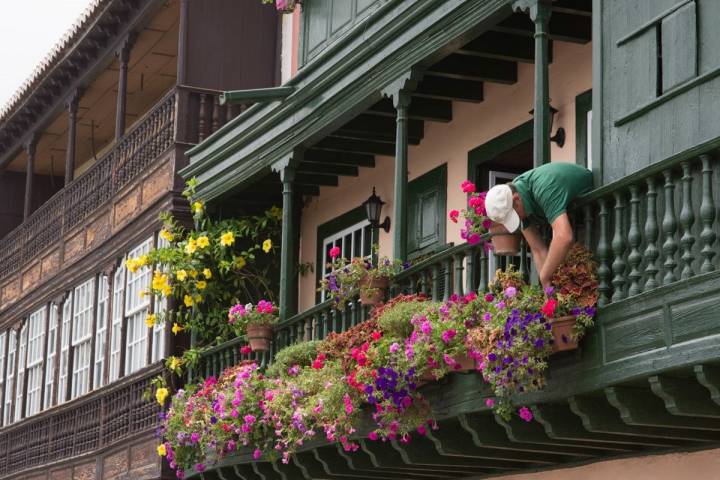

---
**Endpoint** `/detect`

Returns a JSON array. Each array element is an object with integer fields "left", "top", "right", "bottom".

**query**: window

[
  {"left": 124, "top": 238, "right": 152, "bottom": 375},
  {"left": 25, "top": 307, "right": 46, "bottom": 417},
  {"left": 44, "top": 304, "right": 58, "bottom": 410},
  {"left": 0, "top": 332, "right": 5, "bottom": 424},
  {"left": 71, "top": 279, "right": 95, "bottom": 399},
  {"left": 408, "top": 165, "right": 447, "bottom": 258},
  {"left": 575, "top": 90, "right": 592, "bottom": 171},
  {"left": 109, "top": 265, "right": 126, "bottom": 382},
  {"left": 58, "top": 297, "right": 72, "bottom": 404},
  {"left": 316, "top": 207, "right": 372, "bottom": 302},
  {"left": 152, "top": 236, "right": 170, "bottom": 363},
  {"left": 94, "top": 276, "right": 109, "bottom": 389},
  {"left": 3, "top": 330, "right": 16, "bottom": 425},
  {"left": 14, "top": 323, "right": 27, "bottom": 422}
]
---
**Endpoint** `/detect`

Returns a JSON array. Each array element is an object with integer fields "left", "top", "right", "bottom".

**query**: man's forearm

[{"left": 539, "top": 237, "right": 572, "bottom": 288}]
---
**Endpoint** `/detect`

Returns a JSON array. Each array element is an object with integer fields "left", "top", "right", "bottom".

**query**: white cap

[{"left": 485, "top": 184, "right": 520, "bottom": 233}]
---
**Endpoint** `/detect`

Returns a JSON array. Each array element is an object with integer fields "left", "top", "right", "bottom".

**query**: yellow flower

[
  {"left": 262, "top": 239, "right": 273, "bottom": 253},
  {"left": 175, "top": 269, "right": 188, "bottom": 282},
  {"left": 192, "top": 201, "right": 204, "bottom": 214},
  {"left": 194, "top": 294, "right": 203, "bottom": 303},
  {"left": 183, "top": 295, "right": 193, "bottom": 307},
  {"left": 138, "top": 255, "right": 149, "bottom": 267},
  {"left": 234, "top": 256, "right": 247, "bottom": 269},
  {"left": 157, "top": 444, "right": 167, "bottom": 457},
  {"left": 203, "top": 268, "right": 212, "bottom": 279},
  {"left": 155, "top": 387, "right": 169, "bottom": 406},
  {"left": 159, "top": 229, "right": 174, "bottom": 242},
  {"left": 197, "top": 280, "right": 207, "bottom": 290},
  {"left": 168, "top": 356, "right": 182, "bottom": 371},
  {"left": 269, "top": 206, "right": 282, "bottom": 220},
  {"left": 152, "top": 272, "right": 169, "bottom": 292},
  {"left": 197, "top": 236, "right": 210, "bottom": 249},
  {"left": 125, "top": 258, "right": 140, "bottom": 273},
  {"left": 145, "top": 314, "right": 157, "bottom": 328},
  {"left": 190, "top": 270, "right": 198, "bottom": 278},
  {"left": 161, "top": 284, "right": 172, "bottom": 297},
  {"left": 220, "top": 231, "right": 235, "bottom": 247},
  {"left": 185, "top": 239, "right": 197, "bottom": 255},
  {"left": 172, "top": 323, "right": 184, "bottom": 335}
]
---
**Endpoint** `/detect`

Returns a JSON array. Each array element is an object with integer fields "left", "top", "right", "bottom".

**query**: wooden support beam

[
  {"left": 414, "top": 77, "right": 484, "bottom": 103},
  {"left": 569, "top": 395, "right": 715, "bottom": 444},
  {"left": 304, "top": 149, "right": 376, "bottom": 168},
  {"left": 457, "top": 31, "right": 551, "bottom": 64},
  {"left": 23, "top": 134, "right": 38, "bottom": 220},
  {"left": 391, "top": 435, "right": 519, "bottom": 472},
  {"left": 336, "top": 115, "right": 424, "bottom": 145},
  {"left": 336, "top": 445, "right": 446, "bottom": 479},
  {"left": 695, "top": 364, "right": 720, "bottom": 407},
  {"left": 297, "top": 162, "right": 359, "bottom": 177},
  {"left": 605, "top": 386, "right": 720, "bottom": 431},
  {"left": 295, "top": 172, "right": 339, "bottom": 187},
  {"left": 252, "top": 462, "right": 282, "bottom": 479},
  {"left": 273, "top": 156, "right": 299, "bottom": 322},
  {"left": 649, "top": 374, "right": 720, "bottom": 418},
  {"left": 313, "top": 446, "right": 398, "bottom": 479},
  {"left": 367, "top": 97, "right": 452, "bottom": 123},
  {"left": 315, "top": 136, "right": 396, "bottom": 156},
  {"left": 360, "top": 440, "right": 458, "bottom": 476},
  {"left": 427, "top": 55, "right": 517, "bottom": 84},
  {"left": 552, "top": 0, "right": 592, "bottom": 17},
  {"left": 494, "top": 415, "right": 606, "bottom": 456},
  {"left": 494, "top": 12, "right": 591, "bottom": 44},
  {"left": 65, "top": 90, "right": 81, "bottom": 185},
  {"left": 114, "top": 36, "right": 133, "bottom": 140}
]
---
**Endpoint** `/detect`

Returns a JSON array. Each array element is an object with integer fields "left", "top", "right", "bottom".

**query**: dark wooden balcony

[{"left": 186, "top": 146, "right": 720, "bottom": 479}]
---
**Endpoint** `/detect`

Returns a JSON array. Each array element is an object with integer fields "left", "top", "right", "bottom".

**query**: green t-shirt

[{"left": 513, "top": 163, "right": 593, "bottom": 229}]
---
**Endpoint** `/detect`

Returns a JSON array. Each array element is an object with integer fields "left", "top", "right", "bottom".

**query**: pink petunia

[{"left": 518, "top": 406, "right": 533, "bottom": 422}]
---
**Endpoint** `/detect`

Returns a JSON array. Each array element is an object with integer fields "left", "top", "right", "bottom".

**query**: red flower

[
  {"left": 240, "top": 345, "right": 252, "bottom": 355},
  {"left": 329, "top": 246, "right": 341, "bottom": 259},
  {"left": 541, "top": 299, "right": 557, "bottom": 318},
  {"left": 311, "top": 352, "right": 326, "bottom": 369},
  {"left": 461, "top": 180, "right": 476, "bottom": 193},
  {"left": 449, "top": 210, "right": 460, "bottom": 223},
  {"left": 371, "top": 331, "right": 382, "bottom": 342}
]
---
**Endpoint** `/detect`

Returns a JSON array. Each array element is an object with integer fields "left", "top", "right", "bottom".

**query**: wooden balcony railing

[{"left": 0, "top": 364, "right": 160, "bottom": 478}]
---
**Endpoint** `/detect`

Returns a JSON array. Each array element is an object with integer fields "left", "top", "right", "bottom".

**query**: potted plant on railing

[
  {"left": 228, "top": 300, "right": 278, "bottom": 352},
  {"left": 451, "top": 180, "right": 521, "bottom": 255},
  {"left": 319, "top": 245, "right": 406, "bottom": 309}
]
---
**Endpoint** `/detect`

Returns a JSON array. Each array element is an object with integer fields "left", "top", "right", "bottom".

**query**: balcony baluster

[
  {"left": 627, "top": 185, "right": 642, "bottom": 297},
  {"left": 662, "top": 169, "right": 678, "bottom": 285},
  {"left": 699, "top": 154, "right": 716, "bottom": 273},
  {"left": 597, "top": 197, "right": 611, "bottom": 306},
  {"left": 679, "top": 160, "right": 696, "bottom": 280},
  {"left": 644, "top": 176, "right": 660, "bottom": 291},
  {"left": 453, "top": 253, "right": 464, "bottom": 297}
]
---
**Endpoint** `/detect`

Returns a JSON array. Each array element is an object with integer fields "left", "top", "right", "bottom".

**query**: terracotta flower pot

[
  {"left": 489, "top": 224, "right": 521, "bottom": 256},
  {"left": 550, "top": 315, "right": 578, "bottom": 353},
  {"left": 452, "top": 353, "right": 476, "bottom": 372},
  {"left": 359, "top": 275, "right": 389, "bottom": 306},
  {"left": 246, "top": 324, "right": 273, "bottom": 352}
]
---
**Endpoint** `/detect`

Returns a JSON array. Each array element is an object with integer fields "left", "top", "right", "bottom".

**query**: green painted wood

[
  {"left": 453, "top": 253, "right": 464, "bottom": 297},
  {"left": 661, "top": 169, "right": 678, "bottom": 285},
  {"left": 278, "top": 164, "right": 297, "bottom": 322},
  {"left": 408, "top": 164, "right": 447, "bottom": 257},
  {"left": 568, "top": 395, "right": 707, "bottom": 445},
  {"left": 596, "top": 197, "right": 611, "bottom": 306},
  {"left": 458, "top": 31, "right": 536, "bottom": 63},
  {"left": 494, "top": 414, "right": 605, "bottom": 456},
  {"left": 304, "top": 150, "right": 376, "bottom": 168},
  {"left": 605, "top": 386, "right": 720, "bottom": 432},
  {"left": 359, "top": 440, "right": 467, "bottom": 476},
  {"left": 611, "top": 191, "right": 627, "bottom": 302},
  {"left": 699, "top": 155, "right": 717, "bottom": 273},
  {"left": 389, "top": 438, "right": 495, "bottom": 474},
  {"left": 479, "top": 249, "right": 489, "bottom": 292},
  {"left": 442, "top": 258, "right": 451, "bottom": 302},
  {"left": 252, "top": 462, "right": 279, "bottom": 480},
  {"left": 393, "top": 91, "right": 411, "bottom": 261},
  {"left": 531, "top": 1, "right": 551, "bottom": 168},
  {"left": 336, "top": 445, "right": 450, "bottom": 479},
  {"left": 427, "top": 55, "right": 518, "bottom": 85},
  {"left": 648, "top": 374, "right": 720, "bottom": 419},
  {"left": 643, "top": 176, "right": 660, "bottom": 291},
  {"left": 313, "top": 445, "right": 398, "bottom": 479},
  {"left": 272, "top": 460, "right": 309, "bottom": 480},
  {"left": 661, "top": 2, "right": 697, "bottom": 92},
  {"left": 413, "top": 77, "right": 484, "bottom": 103},
  {"left": 467, "top": 120, "right": 533, "bottom": 182},
  {"left": 679, "top": 161, "right": 696, "bottom": 279},
  {"left": 494, "top": 11, "right": 591, "bottom": 44},
  {"left": 694, "top": 364, "right": 720, "bottom": 407},
  {"left": 368, "top": 97, "right": 452, "bottom": 123},
  {"left": 532, "top": 402, "right": 677, "bottom": 449},
  {"left": 575, "top": 89, "right": 592, "bottom": 169},
  {"left": 627, "top": 185, "right": 642, "bottom": 296}
]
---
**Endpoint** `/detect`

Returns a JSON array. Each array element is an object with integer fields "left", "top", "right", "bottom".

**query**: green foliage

[
  {"left": 375, "top": 295, "right": 434, "bottom": 338},
  {"left": 265, "top": 340, "right": 321, "bottom": 378}
]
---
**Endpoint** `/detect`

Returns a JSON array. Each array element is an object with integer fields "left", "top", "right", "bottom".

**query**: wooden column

[
  {"left": 115, "top": 37, "right": 133, "bottom": 140},
  {"left": 273, "top": 153, "right": 300, "bottom": 321},
  {"left": 177, "top": 0, "right": 189, "bottom": 85},
  {"left": 65, "top": 90, "right": 81, "bottom": 185},
  {"left": 23, "top": 134, "right": 38, "bottom": 220},
  {"left": 515, "top": 0, "right": 552, "bottom": 168}
]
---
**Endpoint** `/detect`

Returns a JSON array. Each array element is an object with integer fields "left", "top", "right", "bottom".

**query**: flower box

[
  {"left": 489, "top": 224, "right": 521, "bottom": 256},
  {"left": 550, "top": 315, "right": 578, "bottom": 353},
  {"left": 417, "top": 353, "right": 475, "bottom": 386},
  {"left": 246, "top": 324, "right": 273, "bottom": 352}
]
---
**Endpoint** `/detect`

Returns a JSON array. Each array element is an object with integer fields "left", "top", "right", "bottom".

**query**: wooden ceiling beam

[
  {"left": 414, "top": 76, "right": 484, "bottom": 103},
  {"left": 493, "top": 12, "right": 591, "bottom": 44},
  {"left": 297, "top": 162, "right": 359, "bottom": 177},
  {"left": 315, "top": 136, "right": 396, "bottom": 156},
  {"left": 303, "top": 149, "right": 376, "bottom": 168},
  {"left": 457, "top": 31, "right": 549, "bottom": 64},
  {"left": 427, "top": 55, "right": 517, "bottom": 85},
  {"left": 367, "top": 97, "right": 452, "bottom": 123},
  {"left": 295, "top": 173, "right": 339, "bottom": 187}
]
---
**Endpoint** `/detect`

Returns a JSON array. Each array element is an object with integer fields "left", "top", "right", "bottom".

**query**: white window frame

[
  {"left": 71, "top": 279, "right": 95, "bottom": 399},
  {"left": 152, "top": 234, "right": 170, "bottom": 363},
  {"left": 124, "top": 238, "right": 152, "bottom": 375},
  {"left": 94, "top": 275, "right": 109, "bottom": 389},
  {"left": 586, "top": 109, "right": 593, "bottom": 172},
  {"left": 58, "top": 296, "right": 72, "bottom": 405},
  {"left": 14, "top": 323, "right": 27, "bottom": 422},
  {"left": 0, "top": 332, "right": 6, "bottom": 425},
  {"left": 109, "top": 264, "right": 126, "bottom": 382},
  {"left": 3, "top": 330, "right": 16, "bottom": 426},
  {"left": 43, "top": 304, "right": 58, "bottom": 410},
  {"left": 320, "top": 219, "right": 372, "bottom": 301},
  {"left": 25, "top": 307, "right": 46, "bottom": 417}
]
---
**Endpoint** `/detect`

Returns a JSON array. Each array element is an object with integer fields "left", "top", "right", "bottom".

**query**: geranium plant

[
  {"left": 449, "top": 180, "right": 492, "bottom": 246},
  {"left": 228, "top": 300, "right": 277, "bottom": 334}
]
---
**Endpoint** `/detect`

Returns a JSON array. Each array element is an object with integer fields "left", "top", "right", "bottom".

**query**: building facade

[
  {"left": 0, "top": 1, "right": 279, "bottom": 478},
  {"left": 182, "top": 0, "right": 720, "bottom": 478}
]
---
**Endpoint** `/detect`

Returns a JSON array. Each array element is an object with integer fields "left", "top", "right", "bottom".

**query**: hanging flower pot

[
  {"left": 246, "top": 324, "right": 274, "bottom": 352},
  {"left": 359, "top": 275, "right": 389, "bottom": 306},
  {"left": 550, "top": 315, "right": 578, "bottom": 353},
  {"left": 489, "top": 224, "right": 521, "bottom": 256}
]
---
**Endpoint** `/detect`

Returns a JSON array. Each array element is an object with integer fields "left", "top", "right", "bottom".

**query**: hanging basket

[
  {"left": 550, "top": 315, "right": 578, "bottom": 353},
  {"left": 359, "top": 275, "right": 389, "bottom": 306},
  {"left": 489, "top": 224, "right": 521, "bottom": 256},
  {"left": 246, "top": 324, "right": 273, "bottom": 352}
]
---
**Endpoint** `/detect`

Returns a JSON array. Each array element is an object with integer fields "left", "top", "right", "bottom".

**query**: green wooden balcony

[{"left": 187, "top": 150, "right": 720, "bottom": 478}]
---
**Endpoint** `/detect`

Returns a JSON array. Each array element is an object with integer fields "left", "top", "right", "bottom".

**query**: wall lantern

[
  {"left": 363, "top": 187, "right": 391, "bottom": 233},
  {"left": 529, "top": 104, "right": 566, "bottom": 148}
]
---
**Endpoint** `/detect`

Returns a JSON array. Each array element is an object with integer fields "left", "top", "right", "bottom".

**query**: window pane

[
  {"left": 71, "top": 278, "right": 95, "bottom": 399},
  {"left": 125, "top": 239, "right": 152, "bottom": 375},
  {"left": 43, "top": 305, "right": 58, "bottom": 410},
  {"left": 3, "top": 331, "right": 16, "bottom": 425},
  {"left": 25, "top": 307, "right": 46, "bottom": 417},
  {"left": 320, "top": 219, "right": 372, "bottom": 301},
  {"left": 109, "top": 265, "right": 125, "bottom": 382},
  {"left": 94, "top": 276, "right": 109, "bottom": 389},
  {"left": 58, "top": 296, "right": 72, "bottom": 405},
  {"left": 14, "top": 323, "right": 27, "bottom": 422}
]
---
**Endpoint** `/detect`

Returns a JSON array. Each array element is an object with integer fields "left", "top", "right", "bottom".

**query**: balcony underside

[{"left": 191, "top": 271, "right": 720, "bottom": 479}]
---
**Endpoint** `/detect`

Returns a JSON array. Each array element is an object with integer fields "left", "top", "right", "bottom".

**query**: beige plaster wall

[
  {"left": 486, "top": 448, "right": 720, "bottom": 480},
  {"left": 297, "top": 41, "right": 592, "bottom": 311}
]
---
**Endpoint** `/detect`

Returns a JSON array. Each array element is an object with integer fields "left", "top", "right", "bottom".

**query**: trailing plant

[
  {"left": 265, "top": 340, "right": 321, "bottom": 378},
  {"left": 549, "top": 243, "right": 598, "bottom": 340},
  {"left": 375, "top": 294, "right": 430, "bottom": 338},
  {"left": 228, "top": 300, "right": 278, "bottom": 333}
]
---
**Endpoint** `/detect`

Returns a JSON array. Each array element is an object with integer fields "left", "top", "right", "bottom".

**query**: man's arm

[
  {"left": 521, "top": 225, "right": 548, "bottom": 276},
  {"left": 539, "top": 213, "right": 574, "bottom": 289}
]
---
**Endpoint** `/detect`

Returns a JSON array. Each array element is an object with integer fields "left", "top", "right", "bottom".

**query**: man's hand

[
  {"left": 539, "top": 213, "right": 574, "bottom": 289},
  {"left": 521, "top": 225, "right": 548, "bottom": 275}
]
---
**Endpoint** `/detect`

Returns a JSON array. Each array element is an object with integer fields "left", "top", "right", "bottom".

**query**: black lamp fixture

[
  {"left": 529, "top": 104, "right": 565, "bottom": 148},
  {"left": 363, "top": 187, "right": 391, "bottom": 233}
]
